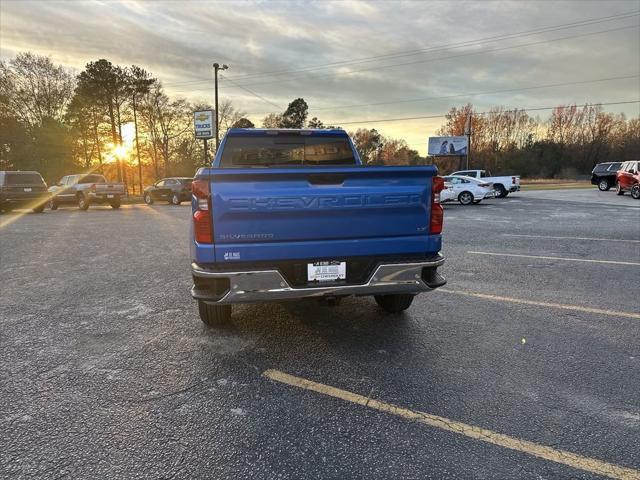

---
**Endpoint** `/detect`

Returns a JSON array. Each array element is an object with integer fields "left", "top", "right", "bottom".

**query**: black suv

[
  {"left": 591, "top": 162, "right": 622, "bottom": 191},
  {"left": 143, "top": 177, "right": 193, "bottom": 205},
  {"left": 0, "top": 171, "right": 49, "bottom": 213}
]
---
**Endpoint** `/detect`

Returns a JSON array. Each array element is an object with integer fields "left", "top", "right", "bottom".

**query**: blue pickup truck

[{"left": 189, "top": 128, "right": 446, "bottom": 326}]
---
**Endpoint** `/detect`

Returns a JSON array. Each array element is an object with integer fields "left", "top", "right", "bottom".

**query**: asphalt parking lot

[{"left": 1, "top": 188, "right": 639, "bottom": 479}]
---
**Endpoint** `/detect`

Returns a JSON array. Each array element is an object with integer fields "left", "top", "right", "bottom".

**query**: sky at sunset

[{"left": 1, "top": 0, "right": 639, "bottom": 154}]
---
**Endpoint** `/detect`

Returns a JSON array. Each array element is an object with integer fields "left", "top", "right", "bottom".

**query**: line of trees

[
  {"left": 2, "top": 52, "right": 638, "bottom": 184},
  {"left": 434, "top": 103, "right": 640, "bottom": 177},
  {"left": 1, "top": 53, "right": 250, "bottom": 193}
]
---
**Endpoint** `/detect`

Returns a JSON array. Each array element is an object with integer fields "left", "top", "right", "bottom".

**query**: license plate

[
  {"left": 307, "top": 261, "right": 346, "bottom": 282},
  {"left": 23, "top": 187, "right": 32, "bottom": 192},
  {"left": 107, "top": 194, "right": 114, "bottom": 198}
]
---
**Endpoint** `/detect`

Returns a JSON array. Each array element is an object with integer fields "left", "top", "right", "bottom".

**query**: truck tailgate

[
  {"left": 207, "top": 166, "right": 441, "bottom": 262},
  {"left": 95, "top": 184, "right": 125, "bottom": 194}
]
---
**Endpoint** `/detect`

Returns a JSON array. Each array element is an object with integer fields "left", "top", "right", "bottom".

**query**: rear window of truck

[
  {"left": 78, "top": 175, "right": 106, "bottom": 184},
  {"left": 219, "top": 135, "right": 356, "bottom": 168},
  {"left": 4, "top": 172, "right": 45, "bottom": 185}
]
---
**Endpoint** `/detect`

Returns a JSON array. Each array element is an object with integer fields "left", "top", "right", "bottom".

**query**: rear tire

[
  {"left": 32, "top": 204, "right": 45, "bottom": 213},
  {"left": 597, "top": 178, "right": 610, "bottom": 191},
  {"left": 374, "top": 294, "right": 414, "bottom": 313},
  {"left": 48, "top": 199, "right": 58, "bottom": 210},
  {"left": 458, "top": 191, "right": 474, "bottom": 205},
  {"left": 494, "top": 184, "right": 507, "bottom": 198},
  {"left": 78, "top": 193, "right": 90, "bottom": 210},
  {"left": 631, "top": 184, "right": 640, "bottom": 199},
  {"left": 144, "top": 193, "right": 154, "bottom": 205},
  {"left": 616, "top": 182, "right": 625, "bottom": 195},
  {"left": 171, "top": 193, "right": 181, "bottom": 205},
  {"left": 110, "top": 199, "right": 121, "bottom": 209},
  {"left": 198, "top": 301, "right": 232, "bottom": 326}
]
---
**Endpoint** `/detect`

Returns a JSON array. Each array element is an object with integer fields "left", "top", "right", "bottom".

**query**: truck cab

[{"left": 190, "top": 129, "right": 446, "bottom": 326}]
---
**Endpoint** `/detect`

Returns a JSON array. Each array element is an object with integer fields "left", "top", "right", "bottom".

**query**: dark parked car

[
  {"left": 0, "top": 171, "right": 48, "bottom": 213},
  {"left": 144, "top": 177, "right": 193, "bottom": 205},
  {"left": 591, "top": 162, "right": 622, "bottom": 191}
]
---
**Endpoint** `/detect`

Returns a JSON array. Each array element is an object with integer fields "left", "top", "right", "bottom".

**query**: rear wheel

[
  {"left": 374, "top": 294, "right": 414, "bottom": 313},
  {"left": 631, "top": 184, "right": 640, "bottom": 199},
  {"left": 494, "top": 184, "right": 507, "bottom": 198},
  {"left": 144, "top": 193, "right": 154, "bottom": 205},
  {"left": 78, "top": 193, "right": 90, "bottom": 210},
  {"left": 597, "top": 178, "right": 610, "bottom": 191},
  {"left": 171, "top": 193, "right": 181, "bottom": 205},
  {"left": 458, "top": 191, "right": 474, "bottom": 205},
  {"left": 198, "top": 301, "right": 232, "bottom": 326},
  {"left": 48, "top": 199, "right": 58, "bottom": 210},
  {"left": 32, "top": 204, "right": 45, "bottom": 213},
  {"left": 616, "top": 182, "right": 625, "bottom": 195},
  {"left": 110, "top": 199, "right": 121, "bottom": 209}
]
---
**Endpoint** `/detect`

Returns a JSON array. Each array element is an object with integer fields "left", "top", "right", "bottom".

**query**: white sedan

[{"left": 441, "top": 175, "right": 496, "bottom": 205}]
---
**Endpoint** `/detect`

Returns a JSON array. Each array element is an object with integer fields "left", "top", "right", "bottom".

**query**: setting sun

[{"left": 113, "top": 144, "right": 129, "bottom": 160}]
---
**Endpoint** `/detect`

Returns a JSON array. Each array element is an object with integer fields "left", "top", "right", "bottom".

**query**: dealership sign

[
  {"left": 194, "top": 110, "right": 215, "bottom": 139},
  {"left": 428, "top": 136, "right": 468, "bottom": 156}
]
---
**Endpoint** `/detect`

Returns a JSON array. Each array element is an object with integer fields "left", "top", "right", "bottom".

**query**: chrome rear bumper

[{"left": 191, "top": 255, "right": 445, "bottom": 304}]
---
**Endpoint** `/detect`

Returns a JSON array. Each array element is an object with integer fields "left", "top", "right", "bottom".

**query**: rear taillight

[
  {"left": 430, "top": 176, "right": 444, "bottom": 235},
  {"left": 192, "top": 179, "right": 213, "bottom": 244}
]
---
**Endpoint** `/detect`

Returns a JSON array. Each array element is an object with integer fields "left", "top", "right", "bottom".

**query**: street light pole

[{"left": 213, "top": 63, "right": 229, "bottom": 152}]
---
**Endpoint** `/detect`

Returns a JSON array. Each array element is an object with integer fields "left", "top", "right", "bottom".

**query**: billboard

[
  {"left": 194, "top": 110, "right": 215, "bottom": 139},
  {"left": 428, "top": 136, "right": 468, "bottom": 156}
]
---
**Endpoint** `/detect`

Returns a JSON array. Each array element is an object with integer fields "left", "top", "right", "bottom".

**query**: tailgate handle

[{"left": 308, "top": 174, "right": 345, "bottom": 185}]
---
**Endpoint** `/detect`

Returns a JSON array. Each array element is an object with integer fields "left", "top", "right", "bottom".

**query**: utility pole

[
  {"left": 133, "top": 94, "right": 143, "bottom": 195},
  {"left": 213, "top": 63, "right": 229, "bottom": 152},
  {"left": 464, "top": 111, "right": 472, "bottom": 170}
]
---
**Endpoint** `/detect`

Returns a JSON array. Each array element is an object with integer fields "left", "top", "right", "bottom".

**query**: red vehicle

[{"left": 615, "top": 160, "right": 640, "bottom": 197}]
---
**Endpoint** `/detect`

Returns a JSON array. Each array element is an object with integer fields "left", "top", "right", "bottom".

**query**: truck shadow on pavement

[{"left": 200, "top": 296, "right": 431, "bottom": 365}]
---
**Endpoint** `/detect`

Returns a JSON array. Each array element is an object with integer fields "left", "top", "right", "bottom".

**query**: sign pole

[{"left": 203, "top": 138, "right": 208, "bottom": 165}]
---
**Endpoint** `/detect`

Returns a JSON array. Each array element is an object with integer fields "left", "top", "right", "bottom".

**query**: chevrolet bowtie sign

[{"left": 194, "top": 110, "right": 215, "bottom": 139}]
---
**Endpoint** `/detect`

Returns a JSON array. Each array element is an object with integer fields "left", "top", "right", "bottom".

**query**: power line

[
  {"left": 224, "top": 11, "right": 640, "bottom": 81},
  {"left": 163, "top": 10, "right": 639, "bottom": 87},
  {"left": 219, "top": 73, "right": 281, "bottom": 109},
  {"left": 224, "top": 24, "right": 640, "bottom": 90},
  {"left": 246, "top": 74, "right": 640, "bottom": 116},
  {"left": 168, "top": 23, "right": 639, "bottom": 94},
  {"left": 327, "top": 100, "right": 640, "bottom": 126}
]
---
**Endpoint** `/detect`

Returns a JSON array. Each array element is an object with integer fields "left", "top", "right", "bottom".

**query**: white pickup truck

[{"left": 450, "top": 169, "right": 520, "bottom": 198}]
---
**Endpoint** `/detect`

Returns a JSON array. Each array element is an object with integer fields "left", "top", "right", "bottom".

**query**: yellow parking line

[
  {"left": 468, "top": 250, "right": 640, "bottom": 266},
  {"left": 438, "top": 289, "right": 640, "bottom": 319},
  {"left": 502, "top": 234, "right": 640, "bottom": 244},
  {"left": 263, "top": 369, "right": 640, "bottom": 480}
]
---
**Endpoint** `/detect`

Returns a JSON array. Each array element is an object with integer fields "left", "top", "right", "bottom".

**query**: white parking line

[
  {"left": 438, "top": 289, "right": 640, "bottom": 319},
  {"left": 264, "top": 370, "right": 640, "bottom": 480},
  {"left": 503, "top": 234, "right": 640, "bottom": 244},
  {"left": 468, "top": 251, "right": 640, "bottom": 266}
]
